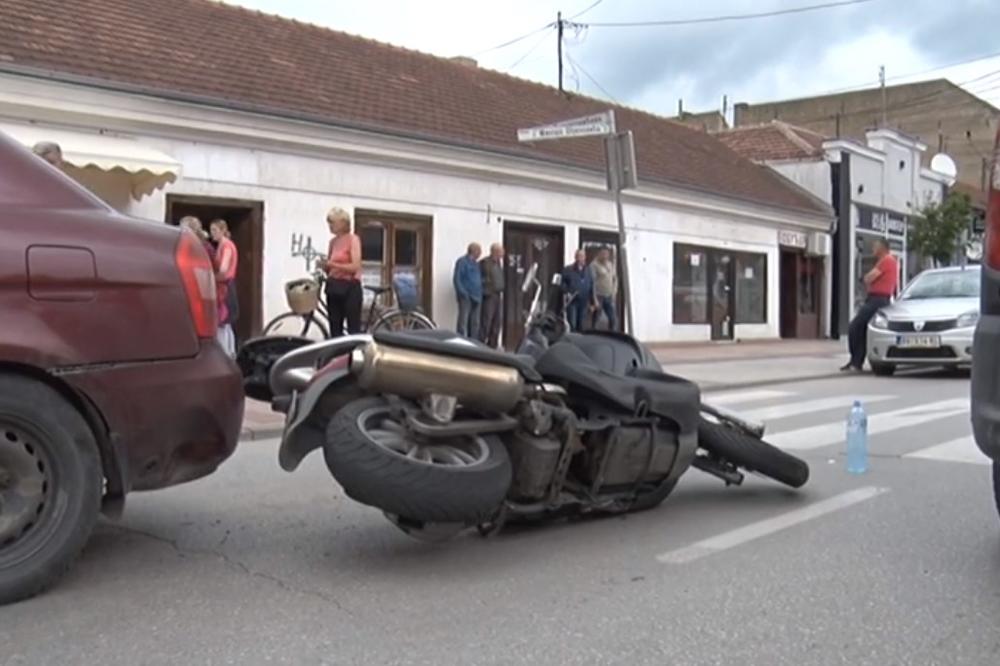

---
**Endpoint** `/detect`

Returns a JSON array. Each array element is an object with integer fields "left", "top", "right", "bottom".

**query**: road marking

[
  {"left": 656, "top": 487, "right": 890, "bottom": 564},
  {"left": 738, "top": 395, "right": 894, "bottom": 423},
  {"left": 704, "top": 389, "right": 791, "bottom": 406},
  {"left": 766, "top": 398, "right": 970, "bottom": 451},
  {"left": 905, "top": 436, "right": 991, "bottom": 466}
]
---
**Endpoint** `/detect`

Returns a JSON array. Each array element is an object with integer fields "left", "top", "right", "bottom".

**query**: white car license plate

[{"left": 896, "top": 334, "right": 940, "bottom": 348}]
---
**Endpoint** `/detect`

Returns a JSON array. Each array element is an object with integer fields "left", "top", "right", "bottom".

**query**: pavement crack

[{"left": 107, "top": 524, "right": 354, "bottom": 617}]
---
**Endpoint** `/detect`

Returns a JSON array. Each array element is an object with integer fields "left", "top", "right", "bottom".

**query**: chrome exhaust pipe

[{"left": 350, "top": 341, "right": 524, "bottom": 413}]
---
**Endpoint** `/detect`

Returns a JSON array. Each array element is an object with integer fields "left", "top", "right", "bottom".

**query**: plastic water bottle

[{"left": 846, "top": 400, "right": 868, "bottom": 474}]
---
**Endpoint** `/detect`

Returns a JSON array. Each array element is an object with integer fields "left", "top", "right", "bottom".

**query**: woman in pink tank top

[{"left": 324, "top": 207, "right": 363, "bottom": 336}]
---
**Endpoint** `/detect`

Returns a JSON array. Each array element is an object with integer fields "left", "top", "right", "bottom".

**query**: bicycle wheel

[
  {"left": 262, "top": 312, "right": 330, "bottom": 340},
  {"left": 370, "top": 309, "right": 435, "bottom": 333}
]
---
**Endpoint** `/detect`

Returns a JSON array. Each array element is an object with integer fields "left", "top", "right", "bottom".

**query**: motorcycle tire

[
  {"left": 697, "top": 418, "right": 809, "bottom": 489},
  {"left": 323, "top": 396, "right": 512, "bottom": 524}
]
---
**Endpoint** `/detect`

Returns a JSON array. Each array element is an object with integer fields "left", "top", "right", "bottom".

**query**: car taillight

[
  {"left": 986, "top": 126, "right": 1000, "bottom": 269},
  {"left": 175, "top": 232, "right": 218, "bottom": 338}
]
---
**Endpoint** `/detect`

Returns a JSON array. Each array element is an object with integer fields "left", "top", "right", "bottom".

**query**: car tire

[
  {"left": 323, "top": 396, "right": 512, "bottom": 524},
  {"left": 993, "top": 462, "right": 1000, "bottom": 523},
  {"left": 870, "top": 361, "right": 896, "bottom": 376},
  {"left": 0, "top": 376, "right": 101, "bottom": 605}
]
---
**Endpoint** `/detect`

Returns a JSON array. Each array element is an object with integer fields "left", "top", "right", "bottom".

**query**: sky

[{"left": 223, "top": 0, "right": 1000, "bottom": 118}]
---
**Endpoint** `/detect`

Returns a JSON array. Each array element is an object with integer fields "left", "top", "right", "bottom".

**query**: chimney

[
  {"left": 733, "top": 102, "right": 749, "bottom": 127},
  {"left": 450, "top": 56, "right": 478, "bottom": 68}
]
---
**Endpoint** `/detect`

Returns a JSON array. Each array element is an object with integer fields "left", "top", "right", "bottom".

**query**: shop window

[
  {"left": 672, "top": 244, "right": 708, "bottom": 324},
  {"left": 735, "top": 253, "right": 767, "bottom": 324}
]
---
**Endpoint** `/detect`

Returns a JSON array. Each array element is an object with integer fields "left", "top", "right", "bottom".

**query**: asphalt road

[{"left": 3, "top": 369, "right": 998, "bottom": 666}]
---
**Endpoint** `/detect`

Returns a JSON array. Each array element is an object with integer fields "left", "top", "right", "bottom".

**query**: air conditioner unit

[{"left": 807, "top": 232, "right": 832, "bottom": 257}]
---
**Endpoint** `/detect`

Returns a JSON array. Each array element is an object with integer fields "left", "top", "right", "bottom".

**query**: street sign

[
  {"left": 604, "top": 131, "right": 638, "bottom": 192},
  {"left": 517, "top": 111, "right": 616, "bottom": 143}
]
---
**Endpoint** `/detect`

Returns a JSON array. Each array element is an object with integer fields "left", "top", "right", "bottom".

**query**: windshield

[{"left": 901, "top": 269, "right": 980, "bottom": 300}]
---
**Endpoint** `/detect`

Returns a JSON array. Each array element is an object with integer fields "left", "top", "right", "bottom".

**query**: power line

[
  {"left": 568, "top": 0, "right": 603, "bottom": 21},
  {"left": 574, "top": 0, "right": 874, "bottom": 28},
  {"left": 472, "top": 22, "right": 554, "bottom": 57},
  {"left": 805, "top": 49, "right": 1000, "bottom": 98},
  {"left": 564, "top": 50, "right": 619, "bottom": 103},
  {"left": 508, "top": 25, "right": 556, "bottom": 69}
]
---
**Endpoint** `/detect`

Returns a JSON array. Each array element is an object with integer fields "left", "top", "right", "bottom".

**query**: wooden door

[
  {"left": 165, "top": 195, "right": 264, "bottom": 343},
  {"left": 502, "top": 223, "right": 564, "bottom": 350},
  {"left": 355, "top": 211, "right": 433, "bottom": 317},
  {"left": 780, "top": 250, "right": 798, "bottom": 338},
  {"left": 708, "top": 251, "right": 735, "bottom": 340},
  {"left": 796, "top": 255, "right": 821, "bottom": 338},
  {"left": 579, "top": 228, "right": 624, "bottom": 330}
]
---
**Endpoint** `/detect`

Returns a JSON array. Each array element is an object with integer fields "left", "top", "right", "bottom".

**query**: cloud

[{"left": 569, "top": 0, "right": 999, "bottom": 112}]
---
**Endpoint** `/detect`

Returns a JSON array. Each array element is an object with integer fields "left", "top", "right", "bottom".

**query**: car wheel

[
  {"left": 993, "top": 462, "right": 1000, "bottom": 523},
  {"left": 0, "top": 376, "right": 101, "bottom": 605},
  {"left": 870, "top": 361, "right": 896, "bottom": 376}
]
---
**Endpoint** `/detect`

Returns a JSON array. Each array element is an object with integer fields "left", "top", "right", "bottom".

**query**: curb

[{"left": 237, "top": 371, "right": 844, "bottom": 441}]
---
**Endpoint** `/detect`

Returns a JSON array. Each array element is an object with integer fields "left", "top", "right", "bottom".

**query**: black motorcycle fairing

[
  {"left": 372, "top": 330, "right": 542, "bottom": 382},
  {"left": 534, "top": 342, "right": 700, "bottom": 434}
]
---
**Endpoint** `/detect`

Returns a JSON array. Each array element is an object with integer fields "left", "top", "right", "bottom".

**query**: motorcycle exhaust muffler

[{"left": 349, "top": 341, "right": 524, "bottom": 413}]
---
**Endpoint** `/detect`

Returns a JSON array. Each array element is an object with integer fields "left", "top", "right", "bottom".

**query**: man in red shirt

[{"left": 843, "top": 238, "right": 899, "bottom": 371}]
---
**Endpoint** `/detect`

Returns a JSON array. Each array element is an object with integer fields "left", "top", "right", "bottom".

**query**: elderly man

[
  {"left": 453, "top": 242, "right": 483, "bottom": 338},
  {"left": 561, "top": 249, "right": 594, "bottom": 332},
  {"left": 32, "top": 141, "right": 63, "bottom": 168},
  {"left": 479, "top": 243, "right": 505, "bottom": 348}
]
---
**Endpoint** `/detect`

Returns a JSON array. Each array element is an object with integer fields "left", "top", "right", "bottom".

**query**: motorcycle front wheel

[
  {"left": 323, "top": 397, "right": 512, "bottom": 524},
  {"left": 697, "top": 418, "right": 809, "bottom": 488}
]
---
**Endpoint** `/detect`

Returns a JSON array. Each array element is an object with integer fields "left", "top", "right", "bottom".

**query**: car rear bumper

[
  {"left": 972, "top": 315, "right": 1000, "bottom": 461},
  {"left": 66, "top": 342, "right": 244, "bottom": 492},
  {"left": 867, "top": 326, "right": 974, "bottom": 365}
]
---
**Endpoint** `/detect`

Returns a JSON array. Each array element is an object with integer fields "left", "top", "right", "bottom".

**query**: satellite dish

[{"left": 930, "top": 153, "right": 958, "bottom": 186}]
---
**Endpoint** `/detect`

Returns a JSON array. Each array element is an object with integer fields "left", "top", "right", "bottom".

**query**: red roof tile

[
  {"left": 717, "top": 121, "right": 828, "bottom": 162},
  {"left": 0, "top": 0, "right": 829, "bottom": 215}
]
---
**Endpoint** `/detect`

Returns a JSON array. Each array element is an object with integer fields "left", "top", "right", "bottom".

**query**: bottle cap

[{"left": 853, "top": 399, "right": 862, "bottom": 407}]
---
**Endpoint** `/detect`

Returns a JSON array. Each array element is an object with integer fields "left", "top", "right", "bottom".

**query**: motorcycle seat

[{"left": 372, "top": 330, "right": 542, "bottom": 382}]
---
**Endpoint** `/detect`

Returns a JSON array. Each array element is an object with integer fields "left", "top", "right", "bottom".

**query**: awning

[{"left": 0, "top": 122, "right": 181, "bottom": 199}]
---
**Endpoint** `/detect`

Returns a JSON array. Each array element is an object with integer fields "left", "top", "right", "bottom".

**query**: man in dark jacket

[
  {"left": 479, "top": 243, "right": 505, "bottom": 348},
  {"left": 561, "top": 249, "right": 594, "bottom": 332},
  {"left": 453, "top": 243, "right": 483, "bottom": 338}
]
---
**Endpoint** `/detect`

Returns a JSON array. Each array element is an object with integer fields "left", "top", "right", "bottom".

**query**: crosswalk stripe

[
  {"left": 738, "top": 395, "right": 895, "bottom": 423},
  {"left": 704, "top": 389, "right": 791, "bottom": 406},
  {"left": 766, "top": 398, "right": 970, "bottom": 451},
  {"left": 904, "top": 436, "right": 991, "bottom": 466}
]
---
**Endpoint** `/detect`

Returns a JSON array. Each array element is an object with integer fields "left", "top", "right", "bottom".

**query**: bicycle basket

[
  {"left": 284, "top": 278, "right": 319, "bottom": 315},
  {"left": 392, "top": 274, "right": 420, "bottom": 312}
]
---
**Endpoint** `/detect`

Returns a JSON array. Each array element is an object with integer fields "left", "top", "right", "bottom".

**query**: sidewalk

[{"left": 239, "top": 338, "right": 849, "bottom": 440}]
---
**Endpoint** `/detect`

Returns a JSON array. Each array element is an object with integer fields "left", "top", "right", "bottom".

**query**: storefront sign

[
  {"left": 856, "top": 205, "right": 907, "bottom": 236},
  {"left": 778, "top": 229, "right": 808, "bottom": 249}
]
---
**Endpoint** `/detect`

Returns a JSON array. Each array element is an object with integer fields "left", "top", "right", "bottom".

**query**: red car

[
  {"left": 0, "top": 131, "right": 243, "bottom": 604},
  {"left": 973, "top": 125, "right": 1000, "bottom": 517}
]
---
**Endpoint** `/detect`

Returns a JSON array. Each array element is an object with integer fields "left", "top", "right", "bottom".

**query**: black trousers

[
  {"left": 480, "top": 292, "right": 503, "bottom": 348},
  {"left": 848, "top": 295, "right": 890, "bottom": 367},
  {"left": 326, "top": 279, "right": 363, "bottom": 337}
]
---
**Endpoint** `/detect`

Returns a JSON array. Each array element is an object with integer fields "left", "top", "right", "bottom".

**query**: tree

[{"left": 909, "top": 192, "right": 973, "bottom": 267}]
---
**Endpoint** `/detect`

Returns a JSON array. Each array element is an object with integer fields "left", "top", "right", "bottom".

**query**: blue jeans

[
  {"left": 566, "top": 299, "right": 587, "bottom": 332},
  {"left": 456, "top": 295, "right": 481, "bottom": 339},
  {"left": 595, "top": 295, "right": 617, "bottom": 331}
]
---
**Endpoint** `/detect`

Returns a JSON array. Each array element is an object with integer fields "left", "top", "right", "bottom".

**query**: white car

[{"left": 866, "top": 266, "right": 980, "bottom": 376}]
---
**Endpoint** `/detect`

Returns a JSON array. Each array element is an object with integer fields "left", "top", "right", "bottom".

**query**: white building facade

[{"left": 0, "top": 73, "right": 832, "bottom": 347}]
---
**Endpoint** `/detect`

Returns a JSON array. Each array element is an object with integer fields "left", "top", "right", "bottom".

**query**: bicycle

[{"left": 262, "top": 233, "right": 435, "bottom": 340}]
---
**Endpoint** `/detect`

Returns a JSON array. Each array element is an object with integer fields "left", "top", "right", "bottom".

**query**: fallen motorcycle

[{"left": 238, "top": 264, "right": 808, "bottom": 540}]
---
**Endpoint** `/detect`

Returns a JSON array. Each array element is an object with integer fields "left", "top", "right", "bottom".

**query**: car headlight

[
  {"left": 871, "top": 312, "right": 889, "bottom": 330},
  {"left": 957, "top": 311, "right": 980, "bottom": 328}
]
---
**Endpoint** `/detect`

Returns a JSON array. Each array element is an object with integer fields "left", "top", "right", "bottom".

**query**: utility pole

[
  {"left": 557, "top": 12, "right": 564, "bottom": 93},
  {"left": 879, "top": 65, "right": 887, "bottom": 128}
]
